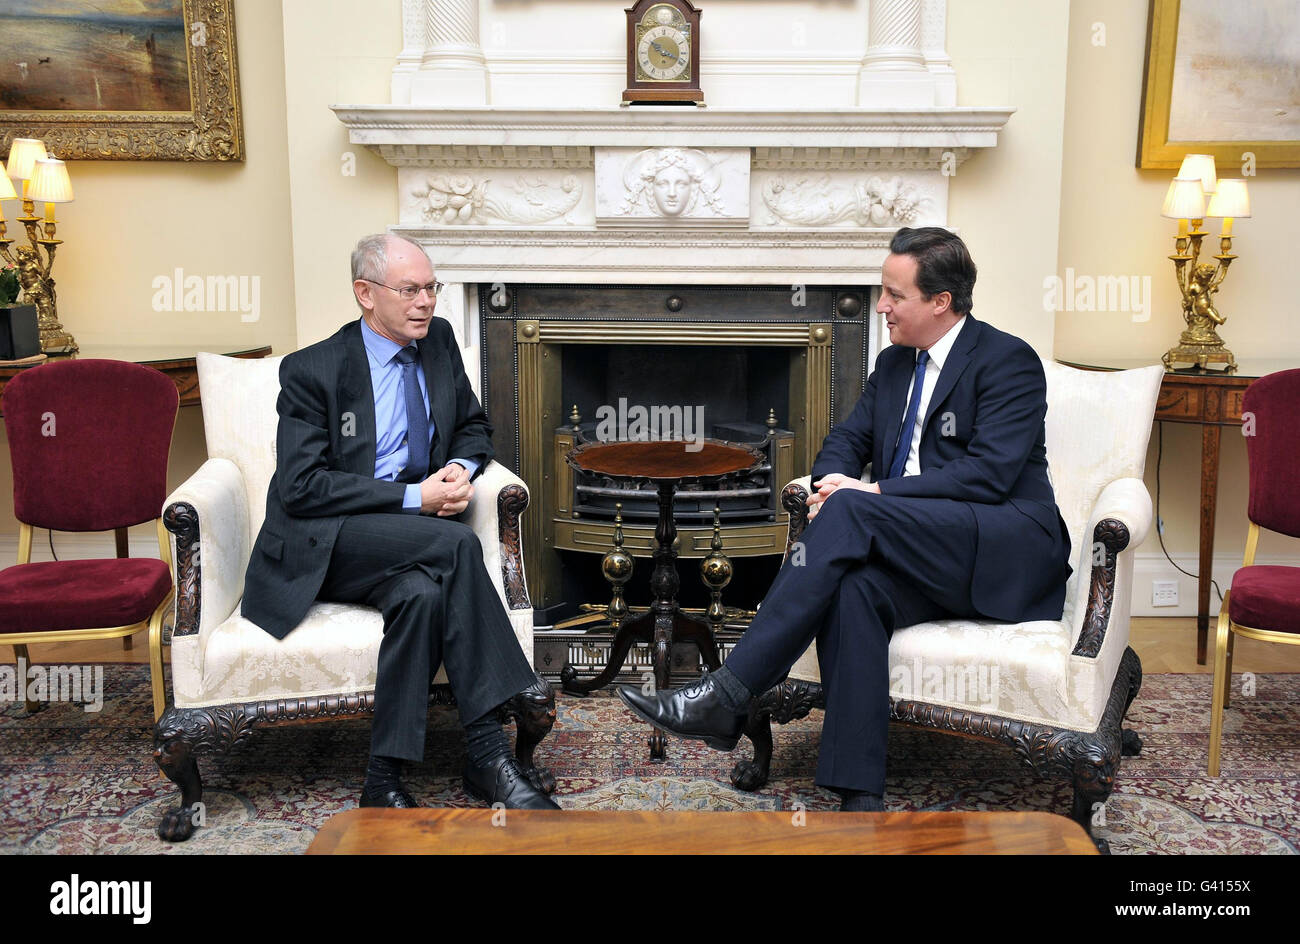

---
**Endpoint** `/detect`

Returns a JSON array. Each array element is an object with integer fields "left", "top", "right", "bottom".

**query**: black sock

[
  {"left": 709, "top": 665, "right": 754, "bottom": 711},
  {"left": 363, "top": 754, "right": 404, "bottom": 796},
  {"left": 835, "top": 788, "right": 885, "bottom": 812},
  {"left": 464, "top": 710, "right": 511, "bottom": 768}
]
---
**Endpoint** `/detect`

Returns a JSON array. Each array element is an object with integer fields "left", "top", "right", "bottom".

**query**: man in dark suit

[
  {"left": 619, "top": 227, "right": 1072, "bottom": 810},
  {"left": 242, "top": 233, "right": 558, "bottom": 810}
]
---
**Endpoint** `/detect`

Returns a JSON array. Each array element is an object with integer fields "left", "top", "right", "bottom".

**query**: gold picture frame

[
  {"left": 0, "top": 0, "right": 243, "bottom": 162},
  {"left": 1138, "top": 0, "right": 1300, "bottom": 169}
]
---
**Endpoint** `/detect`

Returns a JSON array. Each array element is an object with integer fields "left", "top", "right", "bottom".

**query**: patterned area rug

[{"left": 0, "top": 666, "right": 1296, "bottom": 854}]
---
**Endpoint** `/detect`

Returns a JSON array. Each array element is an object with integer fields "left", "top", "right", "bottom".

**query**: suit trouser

[
  {"left": 723, "top": 488, "right": 983, "bottom": 795},
  {"left": 318, "top": 513, "right": 537, "bottom": 763}
]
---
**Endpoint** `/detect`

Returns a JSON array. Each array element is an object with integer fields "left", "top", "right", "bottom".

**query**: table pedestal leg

[
  {"left": 560, "top": 478, "right": 725, "bottom": 761},
  {"left": 1197, "top": 422, "right": 1222, "bottom": 665},
  {"left": 646, "top": 481, "right": 681, "bottom": 760},
  {"left": 560, "top": 611, "right": 654, "bottom": 696}
]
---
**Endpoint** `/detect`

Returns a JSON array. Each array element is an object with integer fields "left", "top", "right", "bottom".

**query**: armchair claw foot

[
  {"left": 730, "top": 758, "right": 768, "bottom": 792},
  {"left": 501, "top": 673, "right": 557, "bottom": 795},
  {"left": 731, "top": 678, "right": 824, "bottom": 791},
  {"left": 157, "top": 805, "right": 200, "bottom": 842}
]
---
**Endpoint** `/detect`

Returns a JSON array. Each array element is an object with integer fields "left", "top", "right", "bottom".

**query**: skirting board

[
  {"left": 3, "top": 533, "right": 1294, "bottom": 621},
  {"left": 1132, "top": 551, "right": 1300, "bottom": 618}
]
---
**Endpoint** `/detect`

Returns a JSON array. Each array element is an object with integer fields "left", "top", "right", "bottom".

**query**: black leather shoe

[
  {"left": 464, "top": 754, "right": 561, "bottom": 810},
  {"left": 616, "top": 673, "right": 748, "bottom": 751},
  {"left": 360, "top": 785, "right": 419, "bottom": 809}
]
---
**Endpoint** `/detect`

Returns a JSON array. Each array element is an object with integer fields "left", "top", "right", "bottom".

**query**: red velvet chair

[
  {"left": 1209, "top": 368, "right": 1300, "bottom": 776},
  {"left": 1, "top": 359, "right": 178, "bottom": 720}
]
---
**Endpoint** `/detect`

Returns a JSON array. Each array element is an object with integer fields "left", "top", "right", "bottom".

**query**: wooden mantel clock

[{"left": 623, "top": 0, "right": 703, "bottom": 105}]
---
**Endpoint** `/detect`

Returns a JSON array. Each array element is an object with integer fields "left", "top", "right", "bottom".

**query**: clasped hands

[
  {"left": 419, "top": 462, "right": 474, "bottom": 516},
  {"left": 806, "top": 473, "right": 880, "bottom": 521}
]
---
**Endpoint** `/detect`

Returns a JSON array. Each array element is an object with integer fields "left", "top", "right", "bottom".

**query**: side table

[{"left": 560, "top": 438, "right": 763, "bottom": 758}]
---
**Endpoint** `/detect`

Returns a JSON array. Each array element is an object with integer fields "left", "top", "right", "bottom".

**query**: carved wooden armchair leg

[
  {"left": 500, "top": 673, "right": 558, "bottom": 793},
  {"left": 153, "top": 704, "right": 256, "bottom": 842},
  {"left": 1062, "top": 646, "right": 1144, "bottom": 855},
  {"left": 730, "top": 678, "right": 825, "bottom": 791}
]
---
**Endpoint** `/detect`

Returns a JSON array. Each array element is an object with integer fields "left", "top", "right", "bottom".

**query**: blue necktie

[
  {"left": 887, "top": 350, "right": 929, "bottom": 480},
  {"left": 395, "top": 345, "right": 430, "bottom": 483}
]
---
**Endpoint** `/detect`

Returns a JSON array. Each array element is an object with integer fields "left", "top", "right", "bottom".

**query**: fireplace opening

[
  {"left": 559, "top": 342, "right": 794, "bottom": 524},
  {"left": 480, "top": 281, "right": 872, "bottom": 623}
]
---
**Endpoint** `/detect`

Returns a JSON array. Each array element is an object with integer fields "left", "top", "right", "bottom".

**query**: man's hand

[
  {"left": 806, "top": 473, "right": 880, "bottom": 521},
  {"left": 420, "top": 462, "right": 475, "bottom": 516}
]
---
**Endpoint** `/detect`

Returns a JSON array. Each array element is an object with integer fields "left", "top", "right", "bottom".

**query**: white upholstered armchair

[
  {"left": 152, "top": 351, "right": 554, "bottom": 841},
  {"left": 731, "top": 360, "right": 1164, "bottom": 854}
]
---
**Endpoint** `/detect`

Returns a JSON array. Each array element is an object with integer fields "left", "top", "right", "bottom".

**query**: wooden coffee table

[{"left": 306, "top": 809, "right": 1099, "bottom": 855}]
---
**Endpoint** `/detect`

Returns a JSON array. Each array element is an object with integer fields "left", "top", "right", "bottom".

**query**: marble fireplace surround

[
  {"left": 331, "top": 0, "right": 1016, "bottom": 348},
  {"left": 331, "top": 104, "right": 1014, "bottom": 291},
  {"left": 329, "top": 0, "right": 1015, "bottom": 615}
]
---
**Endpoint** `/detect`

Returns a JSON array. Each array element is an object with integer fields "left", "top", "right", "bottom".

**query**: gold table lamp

[
  {"left": 1159, "top": 154, "right": 1249, "bottom": 372},
  {"left": 0, "top": 138, "right": 78, "bottom": 354}
]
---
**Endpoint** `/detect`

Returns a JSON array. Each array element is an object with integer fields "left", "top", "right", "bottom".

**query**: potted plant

[{"left": 0, "top": 262, "right": 41, "bottom": 360}]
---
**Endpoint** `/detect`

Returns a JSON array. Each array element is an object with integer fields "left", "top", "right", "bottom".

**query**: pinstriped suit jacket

[{"left": 241, "top": 317, "right": 493, "bottom": 639}]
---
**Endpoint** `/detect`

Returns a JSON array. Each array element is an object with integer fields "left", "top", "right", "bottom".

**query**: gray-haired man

[{"left": 242, "top": 234, "right": 558, "bottom": 810}]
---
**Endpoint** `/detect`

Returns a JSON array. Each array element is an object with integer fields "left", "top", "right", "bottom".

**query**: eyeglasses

[{"left": 364, "top": 279, "right": 444, "bottom": 300}]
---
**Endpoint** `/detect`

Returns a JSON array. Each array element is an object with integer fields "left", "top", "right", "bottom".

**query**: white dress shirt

[{"left": 896, "top": 315, "right": 967, "bottom": 477}]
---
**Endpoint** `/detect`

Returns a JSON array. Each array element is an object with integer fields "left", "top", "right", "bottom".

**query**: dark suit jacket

[
  {"left": 241, "top": 317, "right": 493, "bottom": 639},
  {"left": 811, "top": 315, "right": 1071, "bottom": 622}
]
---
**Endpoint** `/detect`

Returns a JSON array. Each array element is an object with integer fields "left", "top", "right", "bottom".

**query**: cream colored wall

[
  {"left": 1056, "top": 0, "right": 1300, "bottom": 602},
  {"left": 947, "top": 0, "right": 1071, "bottom": 355},
  {"left": 280, "top": 0, "right": 399, "bottom": 349},
  {"left": 1, "top": 0, "right": 297, "bottom": 552},
  {"left": 480, "top": 0, "right": 867, "bottom": 105}
]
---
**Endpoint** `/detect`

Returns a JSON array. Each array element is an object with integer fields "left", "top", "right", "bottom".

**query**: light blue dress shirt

[{"left": 359, "top": 317, "right": 478, "bottom": 513}]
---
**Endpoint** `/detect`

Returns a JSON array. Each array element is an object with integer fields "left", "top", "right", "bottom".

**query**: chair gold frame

[
  {"left": 7, "top": 519, "right": 173, "bottom": 721},
  {"left": 1208, "top": 521, "right": 1300, "bottom": 776}
]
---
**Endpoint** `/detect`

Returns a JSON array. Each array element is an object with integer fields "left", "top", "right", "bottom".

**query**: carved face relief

[
  {"left": 617, "top": 147, "right": 725, "bottom": 218},
  {"left": 652, "top": 164, "right": 693, "bottom": 216}
]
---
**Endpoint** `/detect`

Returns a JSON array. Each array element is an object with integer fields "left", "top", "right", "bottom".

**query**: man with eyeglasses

[{"left": 242, "top": 233, "right": 559, "bottom": 811}]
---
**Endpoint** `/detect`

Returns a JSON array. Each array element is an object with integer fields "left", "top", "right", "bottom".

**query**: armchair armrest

[
  {"left": 464, "top": 460, "right": 532, "bottom": 612},
  {"left": 1071, "top": 477, "right": 1152, "bottom": 658},
  {"left": 782, "top": 476, "right": 814, "bottom": 555},
  {"left": 1084, "top": 477, "right": 1153, "bottom": 549},
  {"left": 162, "top": 458, "right": 250, "bottom": 640}
]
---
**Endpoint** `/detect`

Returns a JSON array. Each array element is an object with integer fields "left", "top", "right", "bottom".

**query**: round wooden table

[{"left": 562, "top": 439, "right": 763, "bottom": 759}]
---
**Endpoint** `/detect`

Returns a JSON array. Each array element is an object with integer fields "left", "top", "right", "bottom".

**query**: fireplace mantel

[
  {"left": 331, "top": 104, "right": 1013, "bottom": 287},
  {"left": 331, "top": 105, "right": 1014, "bottom": 156}
]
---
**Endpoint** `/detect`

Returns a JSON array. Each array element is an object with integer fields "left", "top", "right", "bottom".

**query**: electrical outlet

[{"left": 1152, "top": 580, "right": 1179, "bottom": 607}]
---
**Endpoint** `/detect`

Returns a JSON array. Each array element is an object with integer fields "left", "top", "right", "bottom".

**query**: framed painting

[
  {"left": 1138, "top": 0, "right": 1300, "bottom": 169},
  {"left": 0, "top": 0, "right": 243, "bottom": 161}
]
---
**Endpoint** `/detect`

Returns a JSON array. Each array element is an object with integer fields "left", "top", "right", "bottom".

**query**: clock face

[
  {"left": 637, "top": 24, "right": 690, "bottom": 81},
  {"left": 635, "top": 4, "right": 691, "bottom": 83}
]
